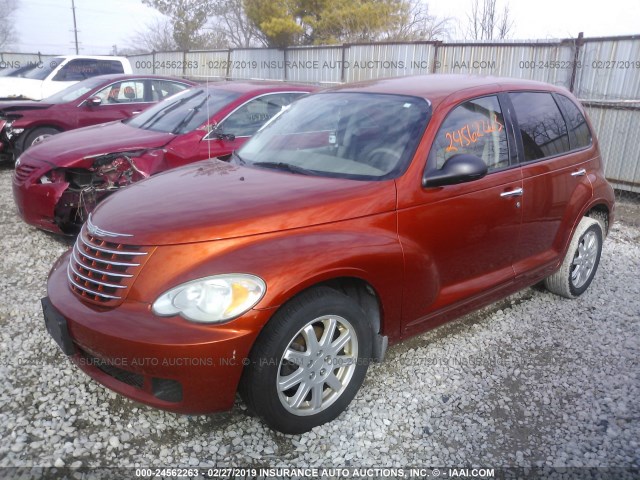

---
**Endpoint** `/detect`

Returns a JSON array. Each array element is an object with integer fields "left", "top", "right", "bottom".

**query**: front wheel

[
  {"left": 240, "top": 287, "right": 372, "bottom": 434},
  {"left": 544, "top": 216, "right": 604, "bottom": 298},
  {"left": 24, "top": 127, "right": 60, "bottom": 151}
]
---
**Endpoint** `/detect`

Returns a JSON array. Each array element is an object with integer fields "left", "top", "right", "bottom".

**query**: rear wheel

[
  {"left": 24, "top": 127, "right": 60, "bottom": 150},
  {"left": 240, "top": 286, "right": 372, "bottom": 434},
  {"left": 544, "top": 216, "right": 603, "bottom": 298}
]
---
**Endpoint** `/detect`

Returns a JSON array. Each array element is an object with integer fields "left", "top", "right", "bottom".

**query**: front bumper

[
  {"left": 12, "top": 162, "right": 67, "bottom": 234},
  {"left": 46, "top": 251, "right": 273, "bottom": 414}
]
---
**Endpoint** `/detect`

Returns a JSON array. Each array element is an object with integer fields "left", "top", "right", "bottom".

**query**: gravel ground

[{"left": 0, "top": 165, "right": 638, "bottom": 472}]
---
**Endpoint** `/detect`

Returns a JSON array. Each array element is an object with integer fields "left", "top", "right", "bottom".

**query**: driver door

[{"left": 398, "top": 94, "right": 523, "bottom": 333}]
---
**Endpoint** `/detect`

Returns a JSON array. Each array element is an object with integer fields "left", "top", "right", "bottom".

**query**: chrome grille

[
  {"left": 14, "top": 164, "right": 37, "bottom": 183},
  {"left": 68, "top": 227, "right": 152, "bottom": 306}
]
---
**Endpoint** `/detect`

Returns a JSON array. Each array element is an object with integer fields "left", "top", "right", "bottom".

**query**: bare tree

[
  {"left": 0, "top": 0, "right": 19, "bottom": 49},
  {"left": 386, "top": 0, "right": 451, "bottom": 41},
  {"left": 142, "top": 0, "right": 218, "bottom": 50},
  {"left": 466, "top": 0, "right": 513, "bottom": 40},
  {"left": 130, "top": 17, "right": 177, "bottom": 53},
  {"left": 209, "top": 0, "right": 266, "bottom": 48}
]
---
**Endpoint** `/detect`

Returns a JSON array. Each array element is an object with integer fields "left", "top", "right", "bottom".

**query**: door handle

[
  {"left": 132, "top": 111, "right": 142, "bottom": 115},
  {"left": 571, "top": 168, "right": 586, "bottom": 177},
  {"left": 500, "top": 187, "right": 523, "bottom": 198}
]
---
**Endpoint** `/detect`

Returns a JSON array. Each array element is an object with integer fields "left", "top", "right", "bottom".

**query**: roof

[
  {"left": 330, "top": 74, "right": 571, "bottom": 106},
  {"left": 49, "top": 55, "right": 130, "bottom": 61},
  {"left": 199, "top": 80, "right": 316, "bottom": 94},
  {"left": 79, "top": 73, "right": 197, "bottom": 84}
]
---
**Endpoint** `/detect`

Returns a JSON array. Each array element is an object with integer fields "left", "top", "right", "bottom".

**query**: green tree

[
  {"left": 142, "top": 0, "right": 218, "bottom": 50},
  {"left": 244, "top": 0, "right": 304, "bottom": 47},
  {"left": 244, "top": 0, "right": 448, "bottom": 47}
]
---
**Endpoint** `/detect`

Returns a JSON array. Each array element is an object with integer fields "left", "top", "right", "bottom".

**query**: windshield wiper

[
  {"left": 231, "top": 151, "right": 246, "bottom": 165},
  {"left": 136, "top": 90, "right": 201, "bottom": 130},
  {"left": 251, "top": 161, "right": 314, "bottom": 176},
  {"left": 172, "top": 94, "right": 209, "bottom": 135}
]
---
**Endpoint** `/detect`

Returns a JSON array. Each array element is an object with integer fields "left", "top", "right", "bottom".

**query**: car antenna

[{"left": 206, "top": 74, "right": 211, "bottom": 161}]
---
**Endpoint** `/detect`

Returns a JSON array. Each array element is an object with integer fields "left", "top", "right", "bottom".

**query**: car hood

[
  {"left": 0, "top": 77, "right": 43, "bottom": 100},
  {"left": 22, "top": 121, "right": 175, "bottom": 167},
  {"left": 90, "top": 159, "right": 397, "bottom": 246},
  {"left": 0, "top": 101, "right": 52, "bottom": 115}
]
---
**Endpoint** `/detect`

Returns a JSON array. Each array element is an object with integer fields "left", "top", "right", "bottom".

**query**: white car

[{"left": 0, "top": 56, "right": 133, "bottom": 101}]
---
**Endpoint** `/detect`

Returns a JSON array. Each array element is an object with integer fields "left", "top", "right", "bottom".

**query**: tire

[
  {"left": 24, "top": 127, "right": 60, "bottom": 150},
  {"left": 240, "top": 286, "right": 372, "bottom": 434},
  {"left": 544, "top": 216, "right": 603, "bottom": 299}
]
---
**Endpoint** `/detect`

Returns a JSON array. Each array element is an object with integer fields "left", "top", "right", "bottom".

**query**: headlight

[
  {"left": 152, "top": 274, "right": 266, "bottom": 323},
  {"left": 5, "top": 121, "right": 24, "bottom": 139}
]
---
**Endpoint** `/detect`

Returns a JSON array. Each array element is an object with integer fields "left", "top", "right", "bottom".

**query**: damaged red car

[
  {"left": 13, "top": 81, "right": 313, "bottom": 234},
  {"left": 0, "top": 74, "right": 195, "bottom": 161}
]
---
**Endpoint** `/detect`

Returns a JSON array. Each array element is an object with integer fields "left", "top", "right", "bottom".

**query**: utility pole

[{"left": 71, "top": 0, "right": 79, "bottom": 54}]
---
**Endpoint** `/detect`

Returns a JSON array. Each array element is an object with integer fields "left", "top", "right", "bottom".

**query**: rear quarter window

[
  {"left": 555, "top": 94, "right": 592, "bottom": 150},
  {"left": 99, "top": 60, "right": 125, "bottom": 75},
  {"left": 510, "top": 92, "right": 571, "bottom": 162}
]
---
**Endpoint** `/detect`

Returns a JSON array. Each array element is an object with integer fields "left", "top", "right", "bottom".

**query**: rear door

[
  {"left": 399, "top": 94, "right": 523, "bottom": 332},
  {"left": 507, "top": 91, "right": 593, "bottom": 281}
]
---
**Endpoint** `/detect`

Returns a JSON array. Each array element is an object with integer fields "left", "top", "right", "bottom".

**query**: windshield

[
  {"left": 43, "top": 77, "right": 106, "bottom": 104},
  {"left": 0, "top": 63, "right": 39, "bottom": 77},
  {"left": 127, "top": 86, "right": 240, "bottom": 134},
  {"left": 23, "top": 57, "right": 65, "bottom": 80},
  {"left": 238, "top": 92, "right": 431, "bottom": 180}
]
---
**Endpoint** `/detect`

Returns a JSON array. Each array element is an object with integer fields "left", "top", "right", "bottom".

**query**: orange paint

[{"left": 444, "top": 114, "right": 504, "bottom": 153}]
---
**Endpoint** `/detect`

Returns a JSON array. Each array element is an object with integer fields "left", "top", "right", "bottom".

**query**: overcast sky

[{"left": 9, "top": 0, "right": 640, "bottom": 55}]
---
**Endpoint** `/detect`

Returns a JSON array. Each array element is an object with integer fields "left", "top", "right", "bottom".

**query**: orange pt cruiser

[{"left": 43, "top": 75, "right": 615, "bottom": 433}]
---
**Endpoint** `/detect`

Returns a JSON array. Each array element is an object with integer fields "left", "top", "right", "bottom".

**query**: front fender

[{"left": 129, "top": 212, "right": 404, "bottom": 340}]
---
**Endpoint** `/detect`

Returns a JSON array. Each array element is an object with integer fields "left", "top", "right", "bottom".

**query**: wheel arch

[
  {"left": 259, "top": 274, "right": 390, "bottom": 362},
  {"left": 558, "top": 194, "right": 613, "bottom": 266},
  {"left": 23, "top": 124, "right": 65, "bottom": 136},
  {"left": 18, "top": 125, "right": 64, "bottom": 152},
  {"left": 585, "top": 203, "right": 610, "bottom": 237}
]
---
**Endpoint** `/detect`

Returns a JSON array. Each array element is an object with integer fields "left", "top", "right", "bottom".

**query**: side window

[
  {"left": 429, "top": 95, "right": 509, "bottom": 172},
  {"left": 219, "top": 92, "right": 305, "bottom": 137},
  {"left": 52, "top": 59, "right": 99, "bottom": 81},
  {"left": 510, "top": 92, "right": 570, "bottom": 161},
  {"left": 151, "top": 80, "right": 190, "bottom": 102},
  {"left": 555, "top": 94, "right": 592, "bottom": 149},
  {"left": 94, "top": 81, "right": 146, "bottom": 103},
  {"left": 98, "top": 60, "right": 125, "bottom": 75}
]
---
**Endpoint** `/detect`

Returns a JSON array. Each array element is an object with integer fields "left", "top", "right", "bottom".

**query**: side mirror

[
  {"left": 86, "top": 96, "right": 102, "bottom": 107},
  {"left": 204, "top": 124, "right": 235, "bottom": 142},
  {"left": 423, "top": 154, "right": 488, "bottom": 188}
]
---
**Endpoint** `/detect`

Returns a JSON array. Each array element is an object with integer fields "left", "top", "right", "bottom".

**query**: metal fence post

[
  {"left": 152, "top": 51, "right": 156, "bottom": 74},
  {"left": 183, "top": 50, "right": 187, "bottom": 77},
  {"left": 283, "top": 47, "right": 288, "bottom": 81},
  {"left": 569, "top": 32, "right": 584, "bottom": 93},
  {"left": 226, "top": 49, "right": 232, "bottom": 80},
  {"left": 341, "top": 44, "right": 347, "bottom": 83},
  {"left": 432, "top": 41, "right": 441, "bottom": 74}
]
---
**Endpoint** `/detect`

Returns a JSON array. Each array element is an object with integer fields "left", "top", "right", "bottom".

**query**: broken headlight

[{"left": 5, "top": 121, "right": 24, "bottom": 139}]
